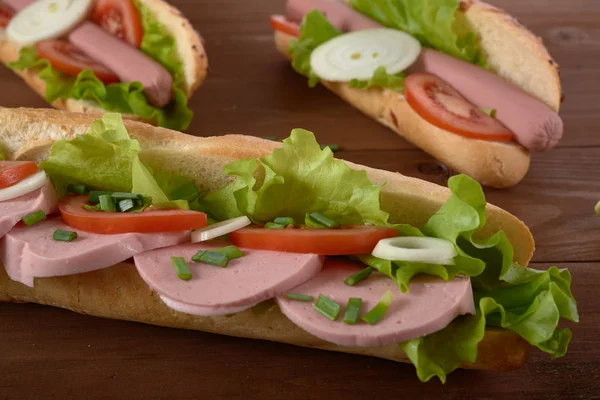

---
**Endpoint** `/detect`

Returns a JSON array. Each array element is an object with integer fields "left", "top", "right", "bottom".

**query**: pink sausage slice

[
  {"left": 276, "top": 259, "right": 475, "bottom": 347},
  {"left": 69, "top": 22, "right": 173, "bottom": 107},
  {"left": 0, "top": 217, "right": 190, "bottom": 287},
  {"left": 408, "top": 49, "right": 563, "bottom": 151},
  {"left": 287, "top": 0, "right": 380, "bottom": 31},
  {"left": 134, "top": 241, "right": 323, "bottom": 316},
  {"left": 0, "top": 183, "right": 58, "bottom": 239}
]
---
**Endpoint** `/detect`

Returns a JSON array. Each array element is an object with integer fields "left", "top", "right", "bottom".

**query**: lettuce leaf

[
  {"left": 350, "top": 0, "right": 485, "bottom": 66},
  {"left": 348, "top": 66, "right": 406, "bottom": 92},
  {"left": 202, "top": 128, "right": 390, "bottom": 225},
  {"left": 7, "top": 0, "right": 193, "bottom": 131},
  {"left": 40, "top": 113, "right": 198, "bottom": 209}
]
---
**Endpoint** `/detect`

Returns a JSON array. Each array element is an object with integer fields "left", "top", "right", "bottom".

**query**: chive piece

[
  {"left": 170, "top": 183, "right": 200, "bottom": 202},
  {"left": 67, "top": 183, "right": 89, "bottom": 195},
  {"left": 130, "top": 196, "right": 153, "bottom": 212},
  {"left": 314, "top": 294, "right": 341, "bottom": 321},
  {"left": 343, "top": 297, "right": 363, "bottom": 325},
  {"left": 285, "top": 293, "right": 315, "bottom": 302},
  {"left": 111, "top": 192, "right": 141, "bottom": 201},
  {"left": 118, "top": 199, "right": 135, "bottom": 212},
  {"left": 308, "top": 212, "right": 339, "bottom": 228},
  {"left": 98, "top": 194, "right": 116, "bottom": 212},
  {"left": 191, "top": 251, "right": 229, "bottom": 267},
  {"left": 481, "top": 108, "right": 497, "bottom": 118},
  {"left": 361, "top": 290, "right": 393, "bottom": 325},
  {"left": 82, "top": 204, "right": 101, "bottom": 212},
  {"left": 22, "top": 210, "right": 47, "bottom": 226},
  {"left": 274, "top": 217, "right": 296, "bottom": 227},
  {"left": 320, "top": 144, "right": 340, "bottom": 152},
  {"left": 344, "top": 267, "right": 373, "bottom": 287},
  {"left": 88, "top": 191, "right": 113, "bottom": 203},
  {"left": 53, "top": 229, "right": 77, "bottom": 242},
  {"left": 304, "top": 213, "right": 326, "bottom": 229},
  {"left": 210, "top": 245, "right": 244, "bottom": 260},
  {"left": 264, "top": 222, "right": 285, "bottom": 229},
  {"left": 171, "top": 257, "right": 192, "bottom": 280}
]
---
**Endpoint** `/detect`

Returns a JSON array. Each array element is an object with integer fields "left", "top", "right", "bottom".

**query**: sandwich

[
  {"left": 0, "top": 0, "right": 207, "bottom": 131},
  {"left": 270, "top": 0, "right": 564, "bottom": 188},
  {"left": 0, "top": 107, "right": 578, "bottom": 383}
]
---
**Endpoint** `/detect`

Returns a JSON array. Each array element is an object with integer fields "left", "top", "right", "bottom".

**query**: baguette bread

[
  {"left": 0, "top": 0, "right": 208, "bottom": 126},
  {"left": 274, "top": 0, "right": 563, "bottom": 188},
  {"left": 0, "top": 107, "right": 536, "bottom": 372}
]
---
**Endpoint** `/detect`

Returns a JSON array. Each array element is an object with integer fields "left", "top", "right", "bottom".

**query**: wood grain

[{"left": 0, "top": 0, "right": 599, "bottom": 398}]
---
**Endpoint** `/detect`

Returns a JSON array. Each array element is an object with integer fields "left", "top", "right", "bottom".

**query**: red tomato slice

[
  {"left": 405, "top": 73, "right": 514, "bottom": 142},
  {"left": 0, "top": 161, "right": 39, "bottom": 189},
  {"left": 35, "top": 40, "right": 120, "bottom": 84},
  {"left": 270, "top": 15, "right": 300, "bottom": 37},
  {"left": 92, "top": 0, "right": 143, "bottom": 48},
  {"left": 0, "top": 4, "right": 13, "bottom": 29},
  {"left": 59, "top": 195, "right": 208, "bottom": 234},
  {"left": 229, "top": 225, "right": 398, "bottom": 255}
]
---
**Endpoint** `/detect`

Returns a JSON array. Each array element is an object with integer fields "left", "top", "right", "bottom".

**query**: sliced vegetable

[
  {"left": 191, "top": 250, "right": 229, "bottom": 268},
  {"left": 372, "top": 236, "right": 457, "bottom": 265},
  {"left": 230, "top": 225, "right": 398, "bottom": 255},
  {"left": 88, "top": 191, "right": 114, "bottom": 203},
  {"left": 92, "top": 0, "right": 143, "bottom": 47},
  {"left": 0, "top": 3, "right": 13, "bottom": 29},
  {"left": 99, "top": 194, "right": 116, "bottom": 212},
  {"left": 315, "top": 294, "right": 341, "bottom": 321},
  {"left": 171, "top": 256, "right": 192, "bottom": 281},
  {"left": 274, "top": 217, "right": 296, "bottom": 227},
  {"left": 208, "top": 245, "right": 244, "bottom": 260},
  {"left": 360, "top": 290, "right": 393, "bottom": 325},
  {"left": 22, "top": 210, "right": 47, "bottom": 226},
  {"left": 53, "top": 229, "right": 78, "bottom": 242},
  {"left": 308, "top": 212, "right": 339, "bottom": 229},
  {"left": 59, "top": 195, "right": 207, "bottom": 234},
  {"left": 343, "top": 297, "right": 363, "bottom": 325},
  {"left": 117, "top": 199, "right": 135, "bottom": 212},
  {"left": 190, "top": 216, "right": 252, "bottom": 243},
  {"left": 344, "top": 267, "right": 373, "bottom": 287},
  {"left": 270, "top": 15, "right": 300, "bottom": 37},
  {"left": 310, "top": 29, "right": 421, "bottom": 82},
  {"left": 7, "top": 0, "right": 94, "bottom": 45},
  {"left": 0, "top": 170, "right": 48, "bottom": 202},
  {"left": 264, "top": 222, "right": 285, "bottom": 229},
  {"left": 405, "top": 73, "right": 513, "bottom": 142},
  {"left": 285, "top": 293, "right": 315, "bottom": 302},
  {"left": 0, "top": 161, "right": 39, "bottom": 189},
  {"left": 66, "top": 183, "right": 89, "bottom": 195}
]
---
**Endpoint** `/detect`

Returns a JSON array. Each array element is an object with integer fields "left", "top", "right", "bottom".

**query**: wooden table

[{"left": 1, "top": 0, "right": 598, "bottom": 398}]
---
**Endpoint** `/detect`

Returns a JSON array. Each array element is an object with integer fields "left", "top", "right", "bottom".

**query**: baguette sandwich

[
  {"left": 0, "top": 0, "right": 207, "bottom": 131},
  {"left": 0, "top": 108, "right": 578, "bottom": 383},
  {"left": 270, "top": 0, "right": 564, "bottom": 188}
]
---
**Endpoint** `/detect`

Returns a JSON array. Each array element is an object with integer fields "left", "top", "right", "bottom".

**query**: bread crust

[
  {"left": 0, "top": 107, "right": 535, "bottom": 373},
  {"left": 0, "top": 0, "right": 208, "bottom": 126}
]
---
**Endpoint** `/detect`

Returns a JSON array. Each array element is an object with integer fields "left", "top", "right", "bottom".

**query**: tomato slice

[
  {"left": 0, "top": 161, "right": 39, "bottom": 189},
  {"left": 229, "top": 225, "right": 398, "bottom": 255},
  {"left": 92, "top": 0, "right": 143, "bottom": 48},
  {"left": 405, "top": 73, "right": 514, "bottom": 142},
  {"left": 0, "top": 4, "right": 13, "bottom": 29},
  {"left": 270, "top": 15, "right": 300, "bottom": 37},
  {"left": 35, "top": 40, "right": 120, "bottom": 84},
  {"left": 59, "top": 196, "right": 208, "bottom": 234}
]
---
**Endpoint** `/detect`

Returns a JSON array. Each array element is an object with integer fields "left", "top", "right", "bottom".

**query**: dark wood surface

[{"left": 1, "top": 0, "right": 599, "bottom": 398}]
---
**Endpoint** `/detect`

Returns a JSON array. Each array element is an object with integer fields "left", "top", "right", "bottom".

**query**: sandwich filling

[{"left": 0, "top": 114, "right": 578, "bottom": 384}]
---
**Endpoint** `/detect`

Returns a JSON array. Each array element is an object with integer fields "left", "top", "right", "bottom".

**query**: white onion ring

[
  {"left": 191, "top": 216, "right": 252, "bottom": 243},
  {"left": 0, "top": 171, "right": 49, "bottom": 202},
  {"left": 372, "top": 236, "right": 457, "bottom": 265}
]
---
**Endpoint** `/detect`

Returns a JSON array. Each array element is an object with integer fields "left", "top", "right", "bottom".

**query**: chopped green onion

[
  {"left": 191, "top": 251, "right": 229, "bottom": 267},
  {"left": 118, "top": 199, "right": 135, "bottom": 212},
  {"left": 481, "top": 108, "right": 497, "bottom": 118},
  {"left": 98, "top": 194, "right": 116, "bottom": 212},
  {"left": 320, "top": 144, "right": 340, "bottom": 152},
  {"left": 274, "top": 217, "right": 296, "bottom": 227},
  {"left": 361, "top": 290, "right": 393, "bottom": 325},
  {"left": 308, "top": 212, "right": 339, "bottom": 229},
  {"left": 343, "top": 297, "right": 363, "bottom": 325},
  {"left": 344, "top": 267, "right": 373, "bottom": 286},
  {"left": 171, "top": 257, "right": 192, "bottom": 280},
  {"left": 82, "top": 204, "right": 101, "bottom": 212},
  {"left": 129, "top": 196, "right": 153, "bottom": 213},
  {"left": 170, "top": 183, "right": 201, "bottom": 202},
  {"left": 315, "top": 294, "right": 341, "bottom": 321},
  {"left": 21, "top": 210, "right": 47, "bottom": 226},
  {"left": 304, "top": 213, "right": 327, "bottom": 229},
  {"left": 264, "top": 222, "right": 285, "bottom": 229},
  {"left": 210, "top": 245, "right": 244, "bottom": 260},
  {"left": 285, "top": 293, "right": 315, "bottom": 302},
  {"left": 111, "top": 192, "right": 141, "bottom": 201},
  {"left": 88, "top": 191, "right": 113, "bottom": 203},
  {"left": 53, "top": 229, "right": 77, "bottom": 242},
  {"left": 67, "top": 183, "right": 89, "bottom": 195}
]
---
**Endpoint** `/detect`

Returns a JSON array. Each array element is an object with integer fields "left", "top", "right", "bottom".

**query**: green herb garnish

[
  {"left": 88, "top": 191, "right": 113, "bottom": 203},
  {"left": 343, "top": 297, "right": 363, "bottom": 325},
  {"left": 99, "top": 194, "right": 116, "bottom": 212},
  {"left": 53, "top": 229, "right": 77, "bottom": 242},
  {"left": 315, "top": 294, "right": 341, "bottom": 321},
  {"left": 171, "top": 257, "right": 192, "bottom": 280},
  {"left": 285, "top": 293, "right": 315, "bottom": 302},
  {"left": 308, "top": 212, "right": 339, "bottom": 228},
  {"left": 344, "top": 267, "right": 373, "bottom": 286},
  {"left": 22, "top": 210, "right": 46, "bottom": 226},
  {"left": 67, "top": 183, "right": 89, "bottom": 195},
  {"left": 192, "top": 251, "right": 229, "bottom": 267},
  {"left": 361, "top": 290, "right": 393, "bottom": 325},
  {"left": 274, "top": 217, "right": 296, "bottom": 227},
  {"left": 265, "top": 222, "right": 285, "bottom": 229}
]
